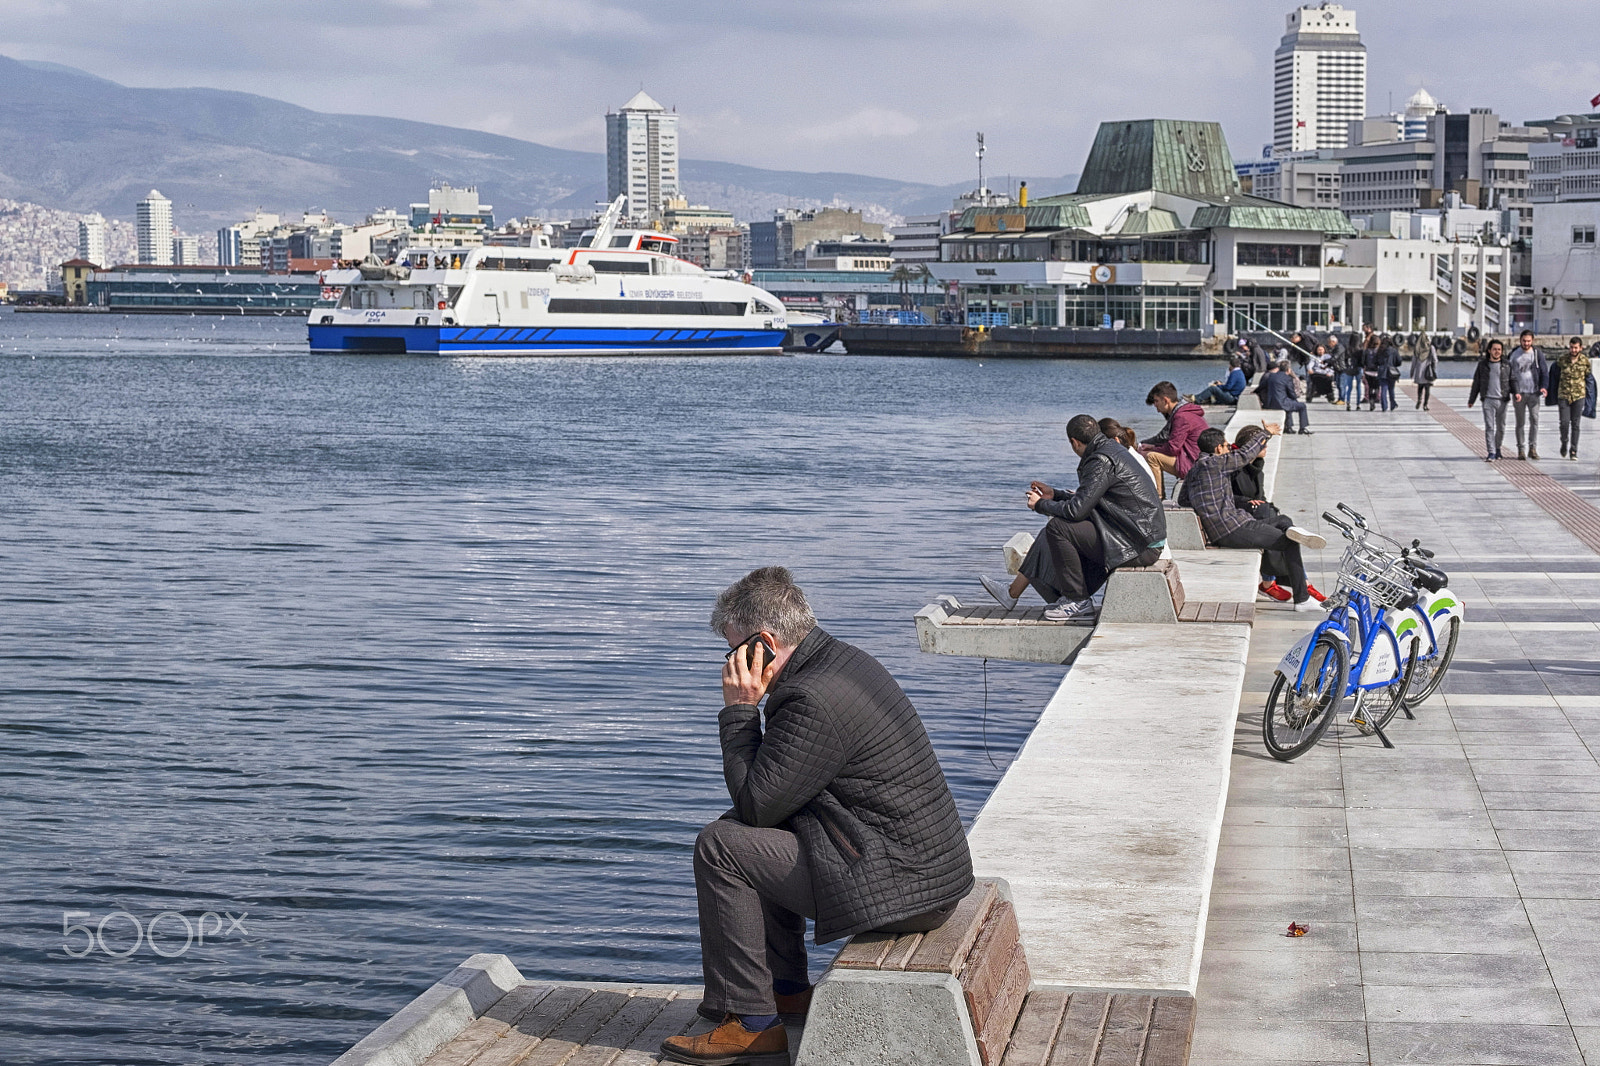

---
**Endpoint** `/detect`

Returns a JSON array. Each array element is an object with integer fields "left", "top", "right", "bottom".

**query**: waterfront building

[
  {"left": 934, "top": 119, "right": 1353, "bottom": 332},
  {"left": 59, "top": 258, "right": 95, "bottom": 304},
  {"left": 1335, "top": 108, "right": 1543, "bottom": 243},
  {"left": 749, "top": 207, "right": 885, "bottom": 269},
  {"left": 804, "top": 237, "right": 893, "bottom": 271},
  {"left": 1527, "top": 112, "right": 1600, "bottom": 203},
  {"left": 1404, "top": 87, "right": 1440, "bottom": 141},
  {"left": 82, "top": 264, "right": 323, "bottom": 313},
  {"left": 408, "top": 183, "right": 493, "bottom": 246},
  {"left": 751, "top": 268, "right": 935, "bottom": 320},
  {"left": 675, "top": 227, "right": 747, "bottom": 271},
  {"left": 172, "top": 234, "right": 201, "bottom": 265},
  {"left": 1235, "top": 153, "right": 1342, "bottom": 208},
  {"left": 605, "top": 90, "right": 679, "bottom": 223},
  {"left": 889, "top": 214, "right": 948, "bottom": 264},
  {"left": 1273, "top": 3, "right": 1366, "bottom": 153},
  {"left": 135, "top": 189, "right": 173, "bottom": 265},
  {"left": 77, "top": 213, "right": 107, "bottom": 267},
  {"left": 217, "top": 211, "right": 281, "bottom": 268},
  {"left": 661, "top": 198, "right": 736, "bottom": 233}
]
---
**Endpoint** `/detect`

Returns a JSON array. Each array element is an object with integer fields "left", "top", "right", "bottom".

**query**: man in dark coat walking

[{"left": 663, "top": 567, "right": 973, "bottom": 1066}]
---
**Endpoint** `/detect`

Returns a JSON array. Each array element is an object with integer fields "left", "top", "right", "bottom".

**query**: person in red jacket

[{"left": 1137, "top": 381, "right": 1210, "bottom": 497}]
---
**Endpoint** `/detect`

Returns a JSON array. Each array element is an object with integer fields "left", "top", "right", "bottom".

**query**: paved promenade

[{"left": 1191, "top": 382, "right": 1600, "bottom": 1066}]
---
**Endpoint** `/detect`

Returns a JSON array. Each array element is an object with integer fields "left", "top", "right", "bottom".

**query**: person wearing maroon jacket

[{"left": 1137, "top": 380, "right": 1210, "bottom": 497}]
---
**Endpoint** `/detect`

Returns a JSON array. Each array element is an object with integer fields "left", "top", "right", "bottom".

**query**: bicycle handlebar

[
  {"left": 1322, "top": 511, "right": 1353, "bottom": 535},
  {"left": 1336, "top": 502, "right": 1368, "bottom": 528}
]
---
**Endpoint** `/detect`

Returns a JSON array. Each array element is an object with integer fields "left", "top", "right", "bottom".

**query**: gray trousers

[
  {"left": 1513, "top": 394, "right": 1541, "bottom": 451},
  {"left": 693, "top": 818, "right": 952, "bottom": 1018},
  {"left": 1482, "top": 399, "right": 1508, "bottom": 455},
  {"left": 1557, "top": 399, "right": 1584, "bottom": 454}
]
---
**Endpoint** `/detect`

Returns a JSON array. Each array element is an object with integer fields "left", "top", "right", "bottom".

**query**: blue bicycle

[{"left": 1262, "top": 505, "right": 1436, "bottom": 760}]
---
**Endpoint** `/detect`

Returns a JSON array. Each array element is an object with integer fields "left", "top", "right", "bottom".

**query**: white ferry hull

[{"left": 308, "top": 320, "right": 785, "bottom": 356}]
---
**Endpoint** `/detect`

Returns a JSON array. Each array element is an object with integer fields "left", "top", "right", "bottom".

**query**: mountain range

[{"left": 0, "top": 55, "right": 1076, "bottom": 228}]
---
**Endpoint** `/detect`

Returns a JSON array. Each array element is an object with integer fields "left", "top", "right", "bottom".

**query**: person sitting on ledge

[
  {"left": 1137, "top": 381, "right": 1209, "bottom": 497},
  {"left": 1178, "top": 425, "right": 1326, "bottom": 611},
  {"left": 1259, "top": 360, "right": 1312, "bottom": 434},
  {"left": 979, "top": 414, "right": 1167, "bottom": 623},
  {"left": 1192, "top": 356, "right": 1248, "bottom": 406},
  {"left": 1229, "top": 424, "right": 1326, "bottom": 604},
  {"left": 662, "top": 566, "right": 973, "bottom": 1066}
]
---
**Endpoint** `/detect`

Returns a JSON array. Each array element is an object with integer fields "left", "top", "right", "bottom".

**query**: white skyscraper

[
  {"left": 1273, "top": 3, "right": 1366, "bottom": 153},
  {"left": 77, "top": 213, "right": 107, "bottom": 266},
  {"left": 136, "top": 189, "right": 174, "bottom": 265},
  {"left": 606, "top": 90, "right": 679, "bottom": 222}
]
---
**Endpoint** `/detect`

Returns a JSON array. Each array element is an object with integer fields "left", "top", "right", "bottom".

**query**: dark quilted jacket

[{"left": 717, "top": 628, "right": 973, "bottom": 943}]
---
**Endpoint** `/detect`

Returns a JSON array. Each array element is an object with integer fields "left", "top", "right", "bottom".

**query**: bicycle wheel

[
  {"left": 1352, "top": 642, "right": 1416, "bottom": 734},
  {"left": 1263, "top": 633, "right": 1349, "bottom": 761},
  {"left": 1404, "top": 616, "right": 1460, "bottom": 708}
]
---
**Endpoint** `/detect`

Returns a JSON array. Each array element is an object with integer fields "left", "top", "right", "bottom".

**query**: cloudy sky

[{"left": 4, "top": 0, "right": 1597, "bottom": 186}]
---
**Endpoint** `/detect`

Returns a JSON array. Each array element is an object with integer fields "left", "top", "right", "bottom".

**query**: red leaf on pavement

[{"left": 1285, "top": 922, "right": 1310, "bottom": 937}]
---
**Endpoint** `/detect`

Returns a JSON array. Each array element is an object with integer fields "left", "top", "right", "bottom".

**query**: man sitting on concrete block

[
  {"left": 1178, "top": 426, "right": 1326, "bottom": 611},
  {"left": 978, "top": 414, "right": 1167, "bottom": 623},
  {"left": 663, "top": 567, "right": 974, "bottom": 1066}
]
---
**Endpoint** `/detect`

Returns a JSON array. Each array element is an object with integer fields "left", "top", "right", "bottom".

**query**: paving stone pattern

[{"left": 1191, "top": 390, "right": 1600, "bottom": 1066}]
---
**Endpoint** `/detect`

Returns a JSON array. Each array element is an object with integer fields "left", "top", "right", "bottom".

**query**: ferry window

[
  {"left": 547, "top": 298, "right": 746, "bottom": 316},
  {"left": 757, "top": 300, "right": 782, "bottom": 314},
  {"left": 577, "top": 235, "right": 595, "bottom": 248},
  {"left": 588, "top": 259, "right": 652, "bottom": 274},
  {"left": 610, "top": 236, "right": 634, "bottom": 248}
]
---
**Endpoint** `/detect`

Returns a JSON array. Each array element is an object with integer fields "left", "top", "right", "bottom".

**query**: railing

[
  {"left": 966, "top": 311, "right": 1010, "bottom": 327},
  {"left": 863, "top": 309, "right": 931, "bottom": 325}
]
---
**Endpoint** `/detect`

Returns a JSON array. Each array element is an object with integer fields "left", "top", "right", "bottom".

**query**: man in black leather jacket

[{"left": 980, "top": 414, "right": 1167, "bottom": 622}]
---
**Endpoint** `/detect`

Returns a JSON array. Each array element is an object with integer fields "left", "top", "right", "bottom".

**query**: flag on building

[{"left": 1591, "top": 91, "right": 1600, "bottom": 108}]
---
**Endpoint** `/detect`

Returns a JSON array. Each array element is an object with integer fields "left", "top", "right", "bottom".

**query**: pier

[{"left": 331, "top": 378, "right": 1600, "bottom": 1066}]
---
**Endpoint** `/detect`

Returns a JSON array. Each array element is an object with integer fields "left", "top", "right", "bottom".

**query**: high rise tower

[
  {"left": 135, "top": 190, "right": 173, "bottom": 265},
  {"left": 77, "top": 213, "right": 107, "bottom": 266},
  {"left": 605, "top": 91, "right": 679, "bottom": 222},
  {"left": 1273, "top": 3, "right": 1366, "bottom": 153}
]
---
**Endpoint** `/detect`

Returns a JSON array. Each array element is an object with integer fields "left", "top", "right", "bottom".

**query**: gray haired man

[{"left": 662, "top": 566, "right": 973, "bottom": 1066}]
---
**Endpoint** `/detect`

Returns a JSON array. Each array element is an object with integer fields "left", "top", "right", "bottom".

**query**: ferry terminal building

[{"left": 931, "top": 119, "right": 1508, "bottom": 337}]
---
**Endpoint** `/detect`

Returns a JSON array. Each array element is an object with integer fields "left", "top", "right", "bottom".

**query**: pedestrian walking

[
  {"left": 1333, "top": 339, "right": 1357, "bottom": 408},
  {"left": 1508, "top": 329, "right": 1548, "bottom": 459},
  {"left": 1410, "top": 339, "right": 1439, "bottom": 410},
  {"left": 1548, "top": 337, "right": 1595, "bottom": 461},
  {"left": 1468, "top": 339, "right": 1513, "bottom": 461}
]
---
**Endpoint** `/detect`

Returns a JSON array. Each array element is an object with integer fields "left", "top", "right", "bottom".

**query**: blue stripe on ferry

[{"left": 312, "top": 323, "right": 783, "bottom": 354}]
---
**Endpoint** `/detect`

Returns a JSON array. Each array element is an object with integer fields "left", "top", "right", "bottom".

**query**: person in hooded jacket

[{"left": 979, "top": 414, "right": 1167, "bottom": 624}]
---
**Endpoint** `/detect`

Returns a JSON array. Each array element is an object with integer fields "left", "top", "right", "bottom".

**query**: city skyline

[{"left": 0, "top": 1, "right": 1594, "bottom": 186}]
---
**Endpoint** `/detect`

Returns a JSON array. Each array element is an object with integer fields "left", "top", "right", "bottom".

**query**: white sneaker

[
  {"left": 1286, "top": 526, "right": 1327, "bottom": 550},
  {"left": 979, "top": 575, "right": 1018, "bottom": 610},
  {"left": 1293, "top": 598, "right": 1322, "bottom": 612},
  {"left": 1044, "top": 597, "right": 1097, "bottom": 623}
]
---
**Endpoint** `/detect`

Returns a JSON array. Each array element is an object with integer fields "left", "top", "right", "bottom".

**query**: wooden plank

[
  {"left": 423, "top": 984, "right": 556, "bottom": 1066},
  {"left": 999, "top": 990, "right": 1069, "bottom": 1066},
  {"left": 972, "top": 942, "right": 1031, "bottom": 1066},
  {"left": 1198, "top": 602, "right": 1219, "bottom": 623},
  {"left": 610, "top": 994, "right": 705, "bottom": 1066},
  {"left": 1044, "top": 992, "right": 1108, "bottom": 1066},
  {"left": 562, "top": 991, "right": 675, "bottom": 1066},
  {"left": 832, "top": 931, "right": 899, "bottom": 970},
  {"left": 1142, "top": 997, "right": 1196, "bottom": 1066},
  {"left": 470, "top": 984, "right": 595, "bottom": 1066},
  {"left": 958, "top": 900, "right": 1023, "bottom": 1036},
  {"left": 881, "top": 932, "right": 924, "bottom": 972},
  {"left": 517, "top": 989, "right": 633, "bottom": 1066},
  {"left": 1176, "top": 602, "right": 1198, "bottom": 622},
  {"left": 906, "top": 881, "right": 998, "bottom": 974},
  {"left": 1092, "top": 994, "right": 1153, "bottom": 1066}
]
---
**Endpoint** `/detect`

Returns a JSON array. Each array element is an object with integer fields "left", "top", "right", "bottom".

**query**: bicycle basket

[{"left": 1336, "top": 537, "right": 1413, "bottom": 607}]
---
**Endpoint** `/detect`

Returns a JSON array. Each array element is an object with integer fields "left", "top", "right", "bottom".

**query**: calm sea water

[{"left": 0, "top": 310, "right": 1206, "bottom": 1065}]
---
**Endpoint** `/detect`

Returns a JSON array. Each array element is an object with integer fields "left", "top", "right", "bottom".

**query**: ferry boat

[{"left": 308, "top": 198, "right": 786, "bottom": 356}]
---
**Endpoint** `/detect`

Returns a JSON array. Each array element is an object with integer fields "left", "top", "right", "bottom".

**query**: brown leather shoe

[
  {"left": 775, "top": 986, "right": 812, "bottom": 1019},
  {"left": 660, "top": 1014, "right": 789, "bottom": 1066}
]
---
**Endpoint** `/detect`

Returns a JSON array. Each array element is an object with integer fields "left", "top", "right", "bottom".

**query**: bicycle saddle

[
  {"left": 1393, "top": 588, "right": 1420, "bottom": 610},
  {"left": 1404, "top": 559, "right": 1449, "bottom": 592}
]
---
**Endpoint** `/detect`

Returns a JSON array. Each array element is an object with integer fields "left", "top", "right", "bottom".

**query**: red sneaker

[
  {"left": 1258, "top": 581, "right": 1292, "bottom": 602},
  {"left": 1305, "top": 583, "right": 1326, "bottom": 603}
]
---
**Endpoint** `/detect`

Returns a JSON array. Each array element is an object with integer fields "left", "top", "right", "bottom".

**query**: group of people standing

[{"left": 1467, "top": 332, "right": 1597, "bottom": 461}]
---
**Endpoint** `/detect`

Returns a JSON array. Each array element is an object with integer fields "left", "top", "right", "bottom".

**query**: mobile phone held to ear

[{"left": 726, "top": 632, "right": 775, "bottom": 669}]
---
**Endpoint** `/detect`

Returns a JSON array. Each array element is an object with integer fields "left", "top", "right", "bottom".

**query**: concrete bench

[
  {"left": 798, "top": 879, "right": 1195, "bottom": 1066},
  {"left": 1100, "top": 558, "right": 1255, "bottom": 626}
]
